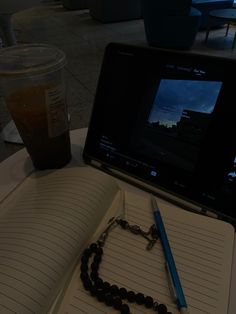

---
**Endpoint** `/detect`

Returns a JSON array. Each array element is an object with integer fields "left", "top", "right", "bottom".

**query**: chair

[
  {"left": 141, "top": 0, "right": 202, "bottom": 50},
  {"left": 89, "top": 0, "right": 141, "bottom": 23},
  {"left": 0, "top": 0, "right": 41, "bottom": 46}
]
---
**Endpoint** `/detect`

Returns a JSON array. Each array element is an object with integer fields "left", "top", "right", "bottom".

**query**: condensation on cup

[{"left": 0, "top": 44, "right": 71, "bottom": 169}]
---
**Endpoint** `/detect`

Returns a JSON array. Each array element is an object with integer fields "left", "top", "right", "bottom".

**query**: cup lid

[{"left": 0, "top": 43, "right": 66, "bottom": 78}]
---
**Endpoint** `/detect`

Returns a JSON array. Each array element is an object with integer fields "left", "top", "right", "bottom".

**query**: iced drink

[{"left": 0, "top": 44, "right": 71, "bottom": 169}]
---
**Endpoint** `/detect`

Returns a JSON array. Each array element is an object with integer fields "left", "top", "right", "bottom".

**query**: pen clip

[{"left": 165, "top": 262, "right": 177, "bottom": 303}]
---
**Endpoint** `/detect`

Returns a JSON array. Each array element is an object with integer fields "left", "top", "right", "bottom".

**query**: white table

[{"left": 0, "top": 127, "right": 236, "bottom": 314}]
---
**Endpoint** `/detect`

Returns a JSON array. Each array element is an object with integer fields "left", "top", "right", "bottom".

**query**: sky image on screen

[
  {"left": 143, "top": 79, "right": 223, "bottom": 172},
  {"left": 148, "top": 79, "right": 222, "bottom": 126}
]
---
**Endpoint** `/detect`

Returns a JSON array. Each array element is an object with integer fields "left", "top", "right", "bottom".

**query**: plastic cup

[{"left": 0, "top": 44, "right": 71, "bottom": 169}]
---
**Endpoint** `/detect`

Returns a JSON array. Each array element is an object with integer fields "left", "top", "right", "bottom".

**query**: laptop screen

[{"left": 83, "top": 43, "right": 236, "bottom": 221}]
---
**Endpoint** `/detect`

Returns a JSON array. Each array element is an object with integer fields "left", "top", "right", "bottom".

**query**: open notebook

[{"left": 0, "top": 167, "right": 234, "bottom": 314}]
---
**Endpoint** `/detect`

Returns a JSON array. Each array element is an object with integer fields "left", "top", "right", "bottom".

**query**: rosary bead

[
  {"left": 144, "top": 296, "right": 154, "bottom": 308},
  {"left": 83, "top": 279, "right": 92, "bottom": 291},
  {"left": 82, "top": 248, "right": 92, "bottom": 257},
  {"left": 90, "top": 285, "right": 97, "bottom": 296},
  {"left": 90, "top": 270, "right": 99, "bottom": 281},
  {"left": 90, "top": 243, "right": 98, "bottom": 253},
  {"left": 127, "top": 291, "right": 135, "bottom": 302},
  {"left": 135, "top": 292, "right": 145, "bottom": 305},
  {"left": 119, "top": 287, "right": 128, "bottom": 299},
  {"left": 81, "top": 254, "right": 89, "bottom": 264},
  {"left": 105, "top": 293, "right": 114, "bottom": 306},
  {"left": 102, "top": 281, "right": 111, "bottom": 291},
  {"left": 119, "top": 219, "right": 128, "bottom": 229},
  {"left": 93, "top": 254, "right": 102, "bottom": 264},
  {"left": 97, "top": 289, "right": 106, "bottom": 302},
  {"left": 95, "top": 277, "right": 103, "bottom": 289},
  {"left": 157, "top": 303, "right": 167, "bottom": 314},
  {"left": 91, "top": 261, "right": 99, "bottom": 272},
  {"left": 120, "top": 303, "right": 130, "bottom": 314},
  {"left": 80, "top": 271, "right": 88, "bottom": 282},
  {"left": 80, "top": 263, "right": 88, "bottom": 272},
  {"left": 113, "top": 296, "right": 122, "bottom": 310},
  {"left": 110, "top": 284, "right": 119, "bottom": 295},
  {"left": 96, "top": 247, "right": 103, "bottom": 256}
]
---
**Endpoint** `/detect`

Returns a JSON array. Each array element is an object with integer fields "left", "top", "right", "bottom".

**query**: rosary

[{"left": 80, "top": 217, "right": 173, "bottom": 314}]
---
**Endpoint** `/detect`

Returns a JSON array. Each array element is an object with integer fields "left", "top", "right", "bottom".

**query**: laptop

[{"left": 83, "top": 42, "right": 236, "bottom": 226}]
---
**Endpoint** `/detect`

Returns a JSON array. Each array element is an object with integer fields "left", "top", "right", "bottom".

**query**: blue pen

[{"left": 151, "top": 195, "right": 189, "bottom": 314}]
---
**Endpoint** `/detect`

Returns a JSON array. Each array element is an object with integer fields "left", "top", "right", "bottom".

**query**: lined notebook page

[
  {"left": 0, "top": 167, "right": 120, "bottom": 314},
  {"left": 57, "top": 190, "right": 235, "bottom": 314}
]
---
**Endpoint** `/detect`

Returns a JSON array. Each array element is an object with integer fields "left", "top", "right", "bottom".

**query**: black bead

[
  {"left": 127, "top": 291, "right": 135, "bottom": 302},
  {"left": 83, "top": 279, "right": 92, "bottom": 291},
  {"left": 120, "top": 303, "right": 130, "bottom": 314},
  {"left": 97, "top": 289, "right": 105, "bottom": 302},
  {"left": 80, "top": 263, "right": 88, "bottom": 272},
  {"left": 96, "top": 247, "right": 103, "bottom": 256},
  {"left": 81, "top": 255, "right": 89, "bottom": 264},
  {"left": 80, "top": 271, "right": 88, "bottom": 282},
  {"left": 157, "top": 303, "right": 167, "bottom": 314},
  {"left": 91, "top": 262, "right": 99, "bottom": 272},
  {"left": 93, "top": 254, "right": 102, "bottom": 264},
  {"left": 105, "top": 293, "right": 114, "bottom": 306},
  {"left": 95, "top": 277, "right": 103, "bottom": 289},
  {"left": 102, "top": 281, "right": 111, "bottom": 291},
  {"left": 167, "top": 312, "right": 173, "bottom": 314},
  {"left": 82, "top": 248, "right": 92, "bottom": 257},
  {"left": 110, "top": 284, "right": 119, "bottom": 295},
  {"left": 119, "top": 287, "right": 127, "bottom": 299},
  {"left": 119, "top": 219, "right": 128, "bottom": 229},
  {"left": 90, "top": 271, "right": 98, "bottom": 281},
  {"left": 135, "top": 292, "right": 145, "bottom": 305},
  {"left": 144, "top": 296, "right": 154, "bottom": 308},
  {"left": 113, "top": 296, "right": 122, "bottom": 310},
  {"left": 90, "top": 285, "right": 97, "bottom": 296},
  {"left": 90, "top": 243, "right": 97, "bottom": 253}
]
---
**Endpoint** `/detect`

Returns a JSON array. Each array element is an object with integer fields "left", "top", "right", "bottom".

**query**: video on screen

[{"left": 140, "top": 79, "right": 222, "bottom": 172}]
